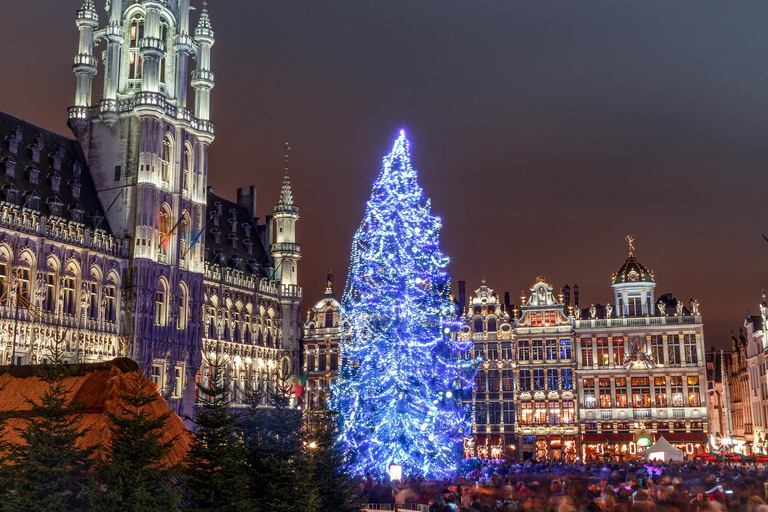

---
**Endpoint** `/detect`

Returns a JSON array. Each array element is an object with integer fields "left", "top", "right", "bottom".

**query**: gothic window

[
  {"left": 160, "top": 135, "right": 172, "bottom": 184},
  {"left": 155, "top": 280, "right": 167, "bottom": 326},
  {"left": 44, "top": 270, "right": 57, "bottom": 312},
  {"left": 128, "top": 18, "right": 144, "bottom": 81},
  {"left": 105, "top": 281, "right": 116, "bottom": 322},
  {"left": 173, "top": 367, "right": 183, "bottom": 398},
  {"left": 158, "top": 205, "right": 172, "bottom": 259},
  {"left": 88, "top": 270, "right": 99, "bottom": 319},
  {"left": 325, "top": 309, "right": 333, "bottom": 328},
  {"left": 62, "top": 266, "right": 76, "bottom": 316},
  {"left": 177, "top": 283, "right": 188, "bottom": 330}
]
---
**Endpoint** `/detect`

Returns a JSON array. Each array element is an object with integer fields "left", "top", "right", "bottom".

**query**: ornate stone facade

[
  {"left": 0, "top": 0, "right": 302, "bottom": 421},
  {"left": 576, "top": 244, "right": 708, "bottom": 461}
]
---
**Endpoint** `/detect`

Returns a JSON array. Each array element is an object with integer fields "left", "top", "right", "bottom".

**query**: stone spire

[{"left": 279, "top": 142, "right": 294, "bottom": 206}]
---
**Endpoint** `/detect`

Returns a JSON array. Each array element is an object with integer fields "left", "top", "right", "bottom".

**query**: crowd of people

[{"left": 362, "top": 461, "right": 768, "bottom": 512}]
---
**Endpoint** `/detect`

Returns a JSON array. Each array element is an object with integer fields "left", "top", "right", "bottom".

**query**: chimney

[
  {"left": 504, "top": 291, "right": 511, "bottom": 310},
  {"left": 458, "top": 280, "right": 466, "bottom": 309},
  {"left": 574, "top": 284, "right": 579, "bottom": 308},
  {"left": 563, "top": 284, "right": 571, "bottom": 307},
  {"left": 237, "top": 185, "right": 258, "bottom": 220}
]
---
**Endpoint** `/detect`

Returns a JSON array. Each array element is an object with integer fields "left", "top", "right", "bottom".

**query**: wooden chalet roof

[{"left": 0, "top": 358, "right": 191, "bottom": 467}]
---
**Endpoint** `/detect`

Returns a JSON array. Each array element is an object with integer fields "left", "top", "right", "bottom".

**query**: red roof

[{"left": 0, "top": 358, "right": 192, "bottom": 467}]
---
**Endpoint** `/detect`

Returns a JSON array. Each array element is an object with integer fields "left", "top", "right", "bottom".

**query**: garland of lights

[{"left": 331, "top": 131, "right": 478, "bottom": 480}]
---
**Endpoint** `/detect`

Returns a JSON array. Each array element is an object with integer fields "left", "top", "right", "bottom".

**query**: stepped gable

[
  {"left": 206, "top": 189, "right": 272, "bottom": 279},
  {"left": 0, "top": 110, "right": 111, "bottom": 233},
  {"left": 0, "top": 358, "right": 191, "bottom": 467}
]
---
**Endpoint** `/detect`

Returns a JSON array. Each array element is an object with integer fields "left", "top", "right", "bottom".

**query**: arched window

[
  {"left": 177, "top": 283, "right": 188, "bottom": 330},
  {"left": 473, "top": 318, "right": 483, "bottom": 333},
  {"left": 128, "top": 18, "right": 144, "bottom": 81},
  {"left": 488, "top": 318, "right": 497, "bottom": 332},
  {"left": 160, "top": 135, "right": 172, "bottom": 184},
  {"left": 154, "top": 279, "right": 167, "bottom": 326},
  {"left": 158, "top": 205, "right": 172, "bottom": 259},
  {"left": 233, "top": 313, "right": 241, "bottom": 342},
  {"left": 325, "top": 309, "right": 333, "bottom": 328},
  {"left": 43, "top": 258, "right": 58, "bottom": 313},
  {"left": 88, "top": 268, "right": 101, "bottom": 320},
  {"left": 105, "top": 273, "right": 117, "bottom": 323},
  {"left": 62, "top": 264, "right": 77, "bottom": 316}
]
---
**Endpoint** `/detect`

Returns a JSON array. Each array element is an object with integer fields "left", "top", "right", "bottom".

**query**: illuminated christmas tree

[{"left": 332, "top": 131, "right": 476, "bottom": 480}]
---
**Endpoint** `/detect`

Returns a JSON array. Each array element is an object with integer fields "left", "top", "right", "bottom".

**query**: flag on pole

[{"left": 292, "top": 375, "right": 308, "bottom": 398}]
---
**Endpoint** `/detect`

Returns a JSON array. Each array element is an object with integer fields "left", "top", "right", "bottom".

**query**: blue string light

[{"left": 332, "top": 130, "right": 478, "bottom": 480}]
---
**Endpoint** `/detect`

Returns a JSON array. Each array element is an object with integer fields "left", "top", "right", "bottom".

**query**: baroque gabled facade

[
  {"left": 513, "top": 277, "right": 578, "bottom": 462},
  {"left": 575, "top": 241, "right": 708, "bottom": 461},
  {"left": 301, "top": 272, "right": 342, "bottom": 410},
  {"left": 0, "top": 0, "right": 302, "bottom": 420},
  {"left": 458, "top": 280, "right": 515, "bottom": 460}
]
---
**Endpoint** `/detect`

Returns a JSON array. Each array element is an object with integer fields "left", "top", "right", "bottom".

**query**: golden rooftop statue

[{"left": 625, "top": 235, "right": 635, "bottom": 255}]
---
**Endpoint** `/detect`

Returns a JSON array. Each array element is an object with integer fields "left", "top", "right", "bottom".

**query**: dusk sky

[{"left": 2, "top": 1, "right": 768, "bottom": 349}]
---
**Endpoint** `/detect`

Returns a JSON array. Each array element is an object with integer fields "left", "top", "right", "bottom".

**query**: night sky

[{"left": 2, "top": 1, "right": 768, "bottom": 349}]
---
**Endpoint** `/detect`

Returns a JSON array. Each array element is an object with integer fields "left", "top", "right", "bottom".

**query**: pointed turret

[
  {"left": 192, "top": 4, "right": 216, "bottom": 121},
  {"left": 272, "top": 143, "right": 302, "bottom": 352}
]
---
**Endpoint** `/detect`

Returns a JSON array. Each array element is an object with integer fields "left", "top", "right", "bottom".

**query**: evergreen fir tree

[
  {"left": 307, "top": 402, "right": 367, "bottom": 512},
  {"left": 183, "top": 351, "right": 248, "bottom": 511},
  {"left": 332, "top": 131, "right": 477, "bottom": 480},
  {"left": 85, "top": 373, "right": 182, "bottom": 511},
  {"left": 0, "top": 330, "right": 94, "bottom": 512},
  {"left": 240, "top": 366, "right": 319, "bottom": 512}
]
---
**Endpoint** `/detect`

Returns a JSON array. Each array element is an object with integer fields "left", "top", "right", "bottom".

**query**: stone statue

[
  {"left": 691, "top": 299, "right": 700, "bottom": 316},
  {"left": 658, "top": 303, "right": 666, "bottom": 317},
  {"left": 574, "top": 307, "right": 581, "bottom": 320},
  {"left": 676, "top": 301, "right": 684, "bottom": 316},
  {"left": 589, "top": 305, "right": 596, "bottom": 319},
  {"left": 605, "top": 304, "right": 613, "bottom": 319}
]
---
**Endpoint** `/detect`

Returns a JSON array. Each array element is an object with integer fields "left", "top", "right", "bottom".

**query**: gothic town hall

[{"left": 0, "top": 0, "right": 302, "bottom": 419}]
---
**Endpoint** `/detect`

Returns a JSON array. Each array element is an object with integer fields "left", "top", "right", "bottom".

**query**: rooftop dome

[{"left": 611, "top": 236, "right": 654, "bottom": 285}]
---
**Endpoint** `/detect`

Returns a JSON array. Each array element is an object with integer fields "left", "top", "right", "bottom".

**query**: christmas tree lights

[{"left": 332, "top": 130, "right": 477, "bottom": 480}]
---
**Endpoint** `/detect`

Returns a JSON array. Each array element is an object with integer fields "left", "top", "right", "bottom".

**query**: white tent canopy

[{"left": 645, "top": 436, "right": 684, "bottom": 462}]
